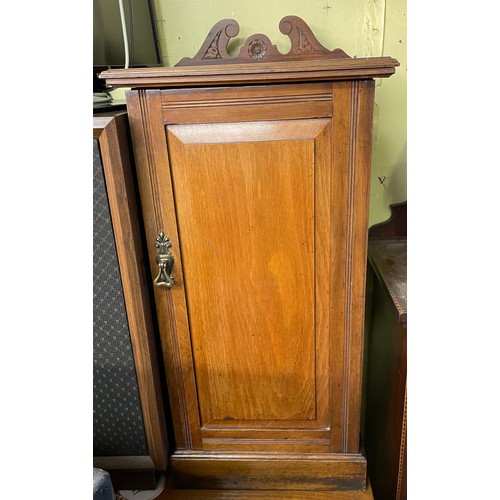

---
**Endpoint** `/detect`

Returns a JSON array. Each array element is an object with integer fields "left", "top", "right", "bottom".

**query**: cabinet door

[
  {"left": 167, "top": 119, "right": 330, "bottom": 453},
  {"left": 127, "top": 81, "right": 374, "bottom": 455}
]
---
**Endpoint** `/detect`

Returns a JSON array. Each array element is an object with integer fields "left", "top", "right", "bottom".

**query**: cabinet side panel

[
  {"left": 347, "top": 80, "right": 375, "bottom": 452},
  {"left": 331, "top": 80, "right": 375, "bottom": 453}
]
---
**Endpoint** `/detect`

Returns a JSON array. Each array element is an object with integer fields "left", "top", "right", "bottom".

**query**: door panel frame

[{"left": 126, "top": 79, "right": 375, "bottom": 457}]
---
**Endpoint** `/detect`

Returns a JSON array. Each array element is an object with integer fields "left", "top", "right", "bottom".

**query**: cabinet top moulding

[{"left": 99, "top": 16, "right": 399, "bottom": 88}]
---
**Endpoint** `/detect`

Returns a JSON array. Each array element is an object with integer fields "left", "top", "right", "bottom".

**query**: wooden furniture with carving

[
  {"left": 363, "top": 202, "right": 407, "bottom": 500},
  {"left": 93, "top": 112, "right": 168, "bottom": 489},
  {"left": 100, "top": 16, "right": 399, "bottom": 492}
]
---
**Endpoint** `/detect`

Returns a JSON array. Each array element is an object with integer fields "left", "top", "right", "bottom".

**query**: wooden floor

[{"left": 155, "top": 476, "right": 374, "bottom": 499}]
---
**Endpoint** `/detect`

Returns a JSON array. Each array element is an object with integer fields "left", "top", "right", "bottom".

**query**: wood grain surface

[
  {"left": 156, "top": 474, "right": 374, "bottom": 499},
  {"left": 163, "top": 116, "right": 334, "bottom": 453},
  {"left": 169, "top": 135, "right": 315, "bottom": 423},
  {"left": 122, "top": 35, "right": 392, "bottom": 487},
  {"left": 171, "top": 451, "right": 366, "bottom": 490},
  {"left": 126, "top": 90, "right": 204, "bottom": 451},
  {"left": 100, "top": 57, "right": 398, "bottom": 88}
]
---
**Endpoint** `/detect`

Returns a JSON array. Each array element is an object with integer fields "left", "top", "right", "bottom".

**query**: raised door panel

[{"left": 166, "top": 119, "right": 333, "bottom": 452}]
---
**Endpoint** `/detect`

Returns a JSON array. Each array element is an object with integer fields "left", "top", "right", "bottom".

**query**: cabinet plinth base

[{"left": 171, "top": 451, "right": 367, "bottom": 491}]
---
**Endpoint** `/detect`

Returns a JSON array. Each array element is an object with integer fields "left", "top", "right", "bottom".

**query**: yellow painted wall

[{"left": 113, "top": 0, "right": 406, "bottom": 226}]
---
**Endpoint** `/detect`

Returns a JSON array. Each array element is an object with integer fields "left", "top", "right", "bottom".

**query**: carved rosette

[{"left": 248, "top": 39, "right": 267, "bottom": 60}]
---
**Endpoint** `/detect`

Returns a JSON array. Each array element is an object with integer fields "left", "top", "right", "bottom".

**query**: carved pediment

[{"left": 175, "top": 16, "right": 350, "bottom": 66}]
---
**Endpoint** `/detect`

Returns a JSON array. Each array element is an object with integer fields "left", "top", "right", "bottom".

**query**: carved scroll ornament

[{"left": 175, "top": 16, "right": 350, "bottom": 66}]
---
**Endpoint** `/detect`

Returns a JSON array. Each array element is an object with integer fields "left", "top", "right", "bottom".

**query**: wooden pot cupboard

[{"left": 101, "top": 16, "right": 399, "bottom": 492}]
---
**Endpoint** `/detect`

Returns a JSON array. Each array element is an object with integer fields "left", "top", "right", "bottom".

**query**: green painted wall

[{"left": 113, "top": 0, "right": 406, "bottom": 226}]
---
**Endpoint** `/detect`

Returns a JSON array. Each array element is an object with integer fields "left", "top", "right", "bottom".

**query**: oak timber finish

[
  {"left": 168, "top": 128, "right": 317, "bottom": 425},
  {"left": 93, "top": 113, "right": 168, "bottom": 472},
  {"left": 107, "top": 17, "right": 399, "bottom": 491}
]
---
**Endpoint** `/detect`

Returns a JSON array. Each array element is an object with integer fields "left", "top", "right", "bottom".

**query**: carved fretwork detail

[
  {"left": 202, "top": 30, "right": 223, "bottom": 60},
  {"left": 176, "top": 19, "right": 239, "bottom": 66},
  {"left": 175, "top": 15, "right": 351, "bottom": 66},
  {"left": 297, "top": 27, "right": 315, "bottom": 54}
]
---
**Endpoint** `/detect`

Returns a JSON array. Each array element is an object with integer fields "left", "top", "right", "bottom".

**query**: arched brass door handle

[{"left": 153, "top": 231, "right": 175, "bottom": 288}]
